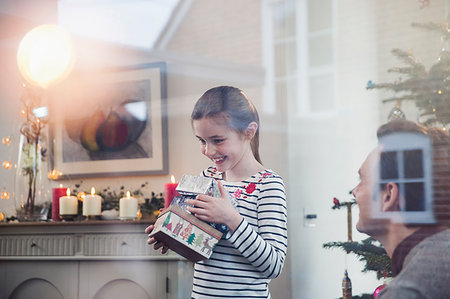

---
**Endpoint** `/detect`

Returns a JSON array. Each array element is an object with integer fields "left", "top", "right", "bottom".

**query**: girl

[{"left": 146, "top": 86, "right": 287, "bottom": 299}]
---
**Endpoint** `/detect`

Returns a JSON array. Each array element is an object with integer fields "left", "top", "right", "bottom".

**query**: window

[
  {"left": 263, "top": 0, "right": 336, "bottom": 117},
  {"left": 374, "top": 132, "right": 435, "bottom": 223}
]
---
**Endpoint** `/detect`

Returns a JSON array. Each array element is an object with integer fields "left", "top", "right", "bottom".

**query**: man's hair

[{"left": 377, "top": 120, "right": 450, "bottom": 225}]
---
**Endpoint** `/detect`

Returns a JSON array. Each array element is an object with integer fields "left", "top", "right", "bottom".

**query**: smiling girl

[{"left": 147, "top": 86, "right": 287, "bottom": 298}]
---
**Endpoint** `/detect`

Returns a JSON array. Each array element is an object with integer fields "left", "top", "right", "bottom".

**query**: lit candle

[
  {"left": 164, "top": 175, "right": 179, "bottom": 208},
  {"left": 59, "top": 188, "right": 78, "bottom": 215},
  {"left": 83, "top": 187, "right": 102, "bottom": 216},
  {"left": 52, "top": 184, "right": 68, "bottom": 221},
  {"left": 119, "top": 191, "right": 138, "bottom": 220}
]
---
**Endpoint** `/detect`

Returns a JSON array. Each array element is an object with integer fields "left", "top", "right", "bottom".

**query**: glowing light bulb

[
  {"left": 77, "top": 192, "right": 86, "bottom": 201},
  {"left": 1, "top": 191, "right": 10, "bottom": 200},
  {"left": 17, "top": 24, "right": 75, "bottom": 88},
  {"left": 2, "top": 136, "right": 11, "bottom": 146},
  {"left": 48, "top": 169, "right": 62, "bottom": 180},
  {"left": 2, "top": 161, "right": 12, "bottom": 170}
]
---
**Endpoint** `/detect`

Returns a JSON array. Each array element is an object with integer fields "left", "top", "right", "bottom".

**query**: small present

[{"left": 149, "top": 204, "right": 223, "bottom": 262}]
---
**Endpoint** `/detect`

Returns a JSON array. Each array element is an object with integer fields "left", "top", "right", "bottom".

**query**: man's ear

[
  {"left": 245, "top": 122, "right": 258, "bottom": 139},
  {"left": 381, "top": 182, "right": 400, "bottom": 212}
]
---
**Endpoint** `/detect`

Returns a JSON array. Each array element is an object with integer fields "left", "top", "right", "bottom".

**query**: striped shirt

[{"left": 191, "top": 167, "right": 288, "bottom": 299}]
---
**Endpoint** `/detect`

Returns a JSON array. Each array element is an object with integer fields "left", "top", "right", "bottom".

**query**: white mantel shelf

[{"left": 0, "top": 219, "right": 193, "bottom": 299}]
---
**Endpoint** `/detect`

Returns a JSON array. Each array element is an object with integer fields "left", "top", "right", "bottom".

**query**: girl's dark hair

[{"left": 191, "top": 86, "right": 262, "bottom": 164}]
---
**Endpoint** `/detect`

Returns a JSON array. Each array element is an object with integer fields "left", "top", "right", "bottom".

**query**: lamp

[{"left": 17, "top": 24, "right": 75, "bottom": 89}]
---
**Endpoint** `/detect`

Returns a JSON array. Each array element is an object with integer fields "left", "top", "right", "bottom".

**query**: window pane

[
  {"left": 307, "top": 0, "right": 332, "bottom": 32},
  {"left": 309, "top": 74, "right": 334, "bottom": 112},
  {"left": 403, "top": 149, "right": 424, "bottom": 178},
  {"left": 380, "top": 151, "right": 398, "bottom": 179},
  {"left": 272, "top": 1, "right": 296, "bottom": 40},
  {"left": 275, "top": 41, "right": 297, "bottom": 77},
  {"left": 404, "top": 182, "right": 425, "bottom": 211},
  {"left": 308, "top": 34, "right": 333, "bottom": 67}
]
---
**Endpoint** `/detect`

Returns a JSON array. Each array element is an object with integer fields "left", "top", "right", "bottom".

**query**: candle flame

[
  {"left": 127, "top": 191, "right": 131, "bottom": 198},
  {"left": 66, "top": 188, "right": 71, "bottom": 196},
  {"left": 171, "top": 175, "right": 175, "bottom": 184},
  {"left": 91, "top": 187, "right": 95, "bottom": 195}
]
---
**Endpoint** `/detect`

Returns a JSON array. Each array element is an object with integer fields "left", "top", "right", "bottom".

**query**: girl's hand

[
  {"left": 186, "top": 181, "right": 242, "bottom": 232},
  {"left": 145, "top": 224, "right": 169, "bottom": 254}
]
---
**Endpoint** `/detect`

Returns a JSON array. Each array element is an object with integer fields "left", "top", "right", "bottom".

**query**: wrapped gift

[{"left": 149, "top": 204, "right": 222, "bottom": 262}]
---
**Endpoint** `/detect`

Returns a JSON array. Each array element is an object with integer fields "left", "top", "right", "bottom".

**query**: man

[{"left": 352, "top": 120, "right": 450, "bottom": 299}]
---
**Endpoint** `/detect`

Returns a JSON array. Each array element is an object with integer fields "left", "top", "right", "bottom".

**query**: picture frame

[{"left": 49, "top": 62, "right": 168, "bottom": 179}]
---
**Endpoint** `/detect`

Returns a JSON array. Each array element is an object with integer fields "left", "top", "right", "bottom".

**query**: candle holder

[
  {"left": 60, "top": 214, "right": 76, "bottom": 221},
  {"left": 119, "top": 216, "right": 137, "bottom": 221}
]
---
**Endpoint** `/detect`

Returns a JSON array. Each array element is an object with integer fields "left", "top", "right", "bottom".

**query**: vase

[{"left": 14, "top": 134, "right": 50, "bottom": 221}]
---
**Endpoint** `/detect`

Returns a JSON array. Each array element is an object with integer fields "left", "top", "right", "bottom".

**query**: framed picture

[{"left": 49, "top": 62, "right": 168, "bottom": 179}]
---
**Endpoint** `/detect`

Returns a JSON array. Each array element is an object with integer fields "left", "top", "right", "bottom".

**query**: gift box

[{"left": 149, "top": 204, "right": 223, "bottom": 262}]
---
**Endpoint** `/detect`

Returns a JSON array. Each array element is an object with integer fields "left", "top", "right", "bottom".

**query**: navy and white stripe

[{"left": 191, "top": 167, "right": 288, "bottom": 299}]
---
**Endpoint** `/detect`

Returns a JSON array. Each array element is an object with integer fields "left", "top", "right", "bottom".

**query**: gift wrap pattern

[{"left": 151, "top": 205, "right": 222, "bottom": 262}]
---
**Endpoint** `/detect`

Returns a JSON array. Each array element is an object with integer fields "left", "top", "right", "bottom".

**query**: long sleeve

[{"left": 226, "top": 174, "right": 287, "bottom": 278}]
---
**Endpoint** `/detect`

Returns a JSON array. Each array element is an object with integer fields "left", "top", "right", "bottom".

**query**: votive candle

[
  {"left": 83, "top": 187, "right": 102, "bottom": 216},
  {"left": 59, "top": 188, "right": 78, "bottom": 215},
  {"left": 164, "top": 175, "right": 179, "bottom": 208},
  {"left": 119, "top": 191, "right": 138, "bottom": 219},
  {"left": 52, "top": 184, "right": 67, "bottom": 221}
]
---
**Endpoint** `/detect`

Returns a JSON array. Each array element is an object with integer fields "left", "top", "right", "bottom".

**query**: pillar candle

[
  {"left": 164, "top": 175, "right": 179, "bottom": 208},
  {"left": 59, "top": 188, "right": 78, "bottom": 215},
  {"left": 52, "top": 185, "right": 68, "bottom": 221},
  {"left": 83, "top": 187, "right": 102, "bottom": 216},
  {"left": 119, "top": 191, "right": 138, "bottom": 219}
]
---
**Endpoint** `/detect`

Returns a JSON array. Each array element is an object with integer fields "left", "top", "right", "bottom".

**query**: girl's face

[{"left": 193, "top": 116, "right": 251, "bottom": 175}]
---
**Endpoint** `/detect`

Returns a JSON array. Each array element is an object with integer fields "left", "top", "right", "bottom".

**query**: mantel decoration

[
  {"left": 71, "top": 181, "right": 164, "bottom": 220},
  {"left": 14, "top": 24, "right": 75, "bottom": 221}
]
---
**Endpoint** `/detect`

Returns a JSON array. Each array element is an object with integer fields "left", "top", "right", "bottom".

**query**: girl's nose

[{"left": 204, "top": 143, "right": 215, "bottom": 156}]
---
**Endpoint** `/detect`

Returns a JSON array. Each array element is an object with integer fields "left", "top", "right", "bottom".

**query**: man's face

[{"left": 352, "top": 147, "right": 389, "bottom": 236}]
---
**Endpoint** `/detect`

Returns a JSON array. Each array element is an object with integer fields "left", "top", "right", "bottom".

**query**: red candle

[
  {"left": 52, "top": 185, "right": 68, "bottom": 221},
  {"left": 164, "top": 175, "right": 179, "bottom": 208}
]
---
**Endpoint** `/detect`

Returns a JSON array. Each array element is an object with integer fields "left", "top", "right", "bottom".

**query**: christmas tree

[{"left": 366, "top": 17, "right": 450, "bottom": 128}]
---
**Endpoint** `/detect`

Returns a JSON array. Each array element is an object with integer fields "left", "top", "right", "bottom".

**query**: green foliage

[
  {"left": 72, "top": 181, "right": 164, "bottom": 215},
  {"left": 323, "top": 237, "right": 392, "bottom": 279},
  {"left": 366, "top": 20, "right": 450, "bottom": 127}
]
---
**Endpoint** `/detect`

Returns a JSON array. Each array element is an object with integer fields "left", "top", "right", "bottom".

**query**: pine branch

[
  {"left": 323, "top": 238, "right": 392, "bottom": 279},
  {"left": 391, "top": 48, "right": 426, "bottom": 72},
  {"left": 412, "top": 21, "right": 450, "bottom": 41}
]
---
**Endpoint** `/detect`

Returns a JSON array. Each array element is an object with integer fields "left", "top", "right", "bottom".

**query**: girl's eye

[
  {"left": 213, "top": 139, "right": 224, "bottom": 144},
  {"left": 197, "top": 138, "right": 206, "bottom": 145}
]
